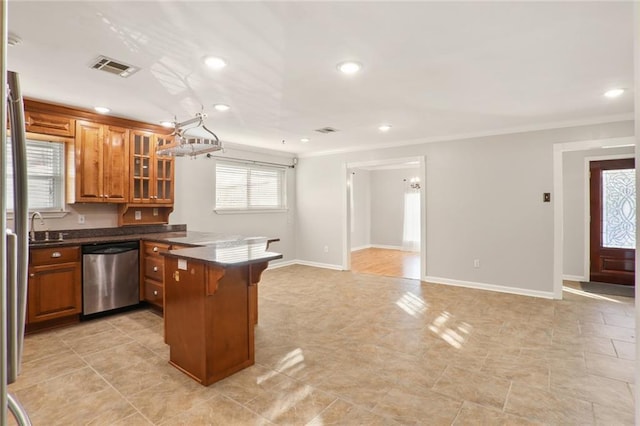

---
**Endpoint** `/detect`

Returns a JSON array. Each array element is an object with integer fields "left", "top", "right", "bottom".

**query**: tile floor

[{"left": 8, "top": 265, "right": 636, "bottom": 425}]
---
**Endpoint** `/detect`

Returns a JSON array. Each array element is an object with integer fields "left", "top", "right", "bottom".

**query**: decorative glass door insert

[{"left": 602, "top": 168, "right": 635, "bottom": 249}]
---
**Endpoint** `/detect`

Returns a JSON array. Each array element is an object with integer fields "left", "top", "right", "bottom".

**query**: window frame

[
  {"left": 6, "top": 132, "right": 73, "bottom": 217},
  {"left": 213, "top": 159, "right": 288, "bottom": 214}
]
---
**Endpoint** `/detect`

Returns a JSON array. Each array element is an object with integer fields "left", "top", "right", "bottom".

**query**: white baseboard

[
  {"left": 562, "top": 274, "right": 586, "bottom": 282},
  {"left": 268, "top": 264, "right": 555, "bottom": 299},
  {"left": 370, "top": 244, "right": 404, "bottom": 250},
  {"left": 267, "top": 260, "right": 298, "bottom": 270},
  {"left": 292, "top": 260, "right": 344, "bottom": 271},
  {"left": 423, "top": 275, "right": 555, "bottom": 300},
  {"left": 351, "top": 245, "right": 372, "bottom": 252}
]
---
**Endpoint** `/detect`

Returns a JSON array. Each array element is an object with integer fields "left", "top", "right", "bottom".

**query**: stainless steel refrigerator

[{"left": 2, "top": 2, "right": 32, "bottom": 423}]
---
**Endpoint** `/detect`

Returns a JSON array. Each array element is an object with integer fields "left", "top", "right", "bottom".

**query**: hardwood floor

[{"left": 351, "top": 247, "right": 420, "bottom": 279}]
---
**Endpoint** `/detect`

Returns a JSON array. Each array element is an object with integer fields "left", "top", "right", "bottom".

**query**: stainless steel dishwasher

[{"left": 82, "top": 241, "right": 139, "bottom": 316}]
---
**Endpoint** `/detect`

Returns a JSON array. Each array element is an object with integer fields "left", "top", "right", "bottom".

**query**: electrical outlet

[
  {"left": 323, "top": 245, "right": 329, "bottom": 253},
  {"left": 77, "top": 215, "right": 85, "bottom": 224},
  {"left": 153, "top": 208, "right": 158, "bottom": 217},
  {"left": 473, "top": 259, "right": 480, "bottom": 268},
  {"left": 135, "top": 210, "right": 142, "bottom": 220}
]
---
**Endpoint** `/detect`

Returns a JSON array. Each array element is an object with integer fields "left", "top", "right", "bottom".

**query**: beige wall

[{"left": 296, "top": 120, "right": 634, "bottom": 296}]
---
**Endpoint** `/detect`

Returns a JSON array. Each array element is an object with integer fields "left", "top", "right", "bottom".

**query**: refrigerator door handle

[
  {"left": 7, "top": 393, "right": 31, "bottom": 426},
  {"left": 7, "top": 71, "right": 29, "bottom": 376},
  {"left": 6, "top": 231, "right": 18, "bottom": 383}
]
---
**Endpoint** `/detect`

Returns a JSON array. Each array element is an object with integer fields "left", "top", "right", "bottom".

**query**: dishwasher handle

[
  {"left": 82, "top": 241, "right": 139, "bottom": 255},
  {"left": 87, "top": 247, "right": 137, "bottom": 255}
]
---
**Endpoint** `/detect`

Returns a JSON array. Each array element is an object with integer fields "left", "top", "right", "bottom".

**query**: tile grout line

[
  {"left": 70, "top": 337, "right": 157, "bottom": 425},
  {"left": 501, "top": 380, "right": 513, "bottom": 413}
]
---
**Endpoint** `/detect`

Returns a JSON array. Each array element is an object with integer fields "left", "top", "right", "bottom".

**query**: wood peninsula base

[{"left": 162, "top": 242, "right": 281, "bottom": 386}]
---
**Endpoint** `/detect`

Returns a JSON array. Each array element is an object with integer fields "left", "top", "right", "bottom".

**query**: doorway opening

[
  {"left": 554, "top": 136, "right": 636, "bottom": 299},
  {"left": 589, "top": 158, "right": 635, "bottom": 286},
  {"left": 344, "top": 157, "right": 425, "bottom": 280}
]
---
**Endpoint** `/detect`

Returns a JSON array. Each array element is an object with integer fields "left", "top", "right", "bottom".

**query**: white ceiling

[{"left": 7, "top": 1, "right": 634, "bottom": 156}]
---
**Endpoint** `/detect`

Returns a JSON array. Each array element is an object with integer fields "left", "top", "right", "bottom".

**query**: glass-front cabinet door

[
  {"left": 154, "top": 135, "right": 174, "bottom": 203},
  {"left": 130, "top": 131, "right": 153, "bottom": 203},
  {"left": 129, "top": 131, "right": 174, "bottom": 204}
]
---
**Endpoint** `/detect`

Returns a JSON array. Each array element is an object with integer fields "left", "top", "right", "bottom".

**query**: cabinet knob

[
  {"left": 29, "top": 273, "right": 34, "bottom": 277},
  {"left": 152, "top": 246, "right": 158, "bottom": 252},
  {"left": 153, "top": 290, "right": 158, "bottom": 296},
  {"left": 153, "top": 266, "right": 158, "bottom": 272},
  {"left": 51, "top": 252, "right": 61, "bottom": 258}
]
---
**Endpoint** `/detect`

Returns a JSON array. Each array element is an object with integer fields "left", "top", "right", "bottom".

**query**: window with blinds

[
  {"left": 215, "top": 161, "right": 286, "bottom": 211},
  {"left": 6, "top": 139, "right": 65, "bottom": 211}
]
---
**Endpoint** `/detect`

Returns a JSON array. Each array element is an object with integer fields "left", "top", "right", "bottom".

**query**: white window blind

[
  {"left": 6, "top": 139, "right": 65, "bottom": 211},
  {"left": 215, "top": 161, "right": 286, "bottom": 211}
]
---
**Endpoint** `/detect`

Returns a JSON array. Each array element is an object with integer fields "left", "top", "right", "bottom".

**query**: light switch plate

[{"left": 135, "top": 210, "right": 142, "bottom": 220}]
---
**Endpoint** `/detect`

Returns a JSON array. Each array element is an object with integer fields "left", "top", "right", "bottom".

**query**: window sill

[
  {"left": 7, "top": 210, "right": 71, "bottom": 220},
  {"left": 214, "top": 208, "right": 288, "bottom": 215}
]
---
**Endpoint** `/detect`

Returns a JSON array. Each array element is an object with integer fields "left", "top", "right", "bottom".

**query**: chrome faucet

[{"left": 29, "top": 212, "right": 45, "bottom": 241}]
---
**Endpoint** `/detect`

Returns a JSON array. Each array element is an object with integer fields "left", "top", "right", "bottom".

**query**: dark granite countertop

[
  {"left": 29, "top": 228, "right": 279, "bottom": 250},
  {"left": 162, "top": 239, "right": 283, "bottom": 267}
]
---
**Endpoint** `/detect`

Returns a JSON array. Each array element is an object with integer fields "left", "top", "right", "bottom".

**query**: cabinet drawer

[
  {"left": 30, "top": 246, "right": 80, "bottom": 266},
  {"left": 144, "top": 256, "right": 164, "bottom": 281},
  {"left": 144, "top": 280, "right": 163, "bottom": 308},
  {"left": 143, "top": 241, "right": 170, "bottom": 256},
  {"left": 25, "top": 111, "right": 75, "bottom": 137}
]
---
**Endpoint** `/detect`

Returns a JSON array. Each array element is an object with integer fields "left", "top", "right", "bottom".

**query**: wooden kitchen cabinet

[
  {"left": 75, "top": 120, "right": 130, "bottom": 203},
  {"left": 140, "top": 240, "right": 171, "bottom": 309},
  {"left": 25, "top": 111, "right": 75, "bottom": 137},
  {"left": 162, "top": 244, "right": 280, "bottom": 386},
  {"left": 27, "top": 246, "right": 82, "bottom": 324},
  {"left": 130, "top": 131, "right": 174, "bottom": 204}
]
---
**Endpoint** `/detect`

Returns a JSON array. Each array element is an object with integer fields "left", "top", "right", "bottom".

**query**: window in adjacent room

[
  {"left": 215, "top": 160, "right": 286, "bottom": 212},
  {"left": 6, "top": 138, "right": 66, "bottom": 211}
]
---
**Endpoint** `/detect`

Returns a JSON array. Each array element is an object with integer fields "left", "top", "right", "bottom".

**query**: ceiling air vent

[
  {"left": 90, "top": 55, "right": 139, "bottom": 78},
  {"left": 315, "top": 127, "right": 338, "bottom": 134}
]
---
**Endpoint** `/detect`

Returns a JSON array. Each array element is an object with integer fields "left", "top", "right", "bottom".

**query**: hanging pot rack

[{"left": 156, "top": 112, "right": 223, "bottom": 158}]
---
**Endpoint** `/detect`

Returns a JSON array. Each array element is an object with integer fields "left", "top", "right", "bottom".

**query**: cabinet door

[
  {"left": 28, "top": 262, "right": 82, "bottom": 323},
  {"left": 25, "top": 111, "right": 75, "bottom": 137},
  {"left": 104, "top": 126, "right": 130, "bottom": 202},
  {"left": 75, "top": 120, "right": 104, "bottom": 202},
  {"left": 154, "top": 135, "right": 174, "bottom": 203},
  {"left": 130, "top": 131, "right": 153, "bottom": 203}
]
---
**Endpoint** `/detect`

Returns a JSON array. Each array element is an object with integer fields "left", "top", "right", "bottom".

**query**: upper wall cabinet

[
  {"left": 130, "top": 131, "right": 174, "bottom": 204},
  {"left": 25, "top": 111, "right": 75, "bottom": 137},
  {"left": 75, "top": 121, "right": 130, "bottom": 203}
]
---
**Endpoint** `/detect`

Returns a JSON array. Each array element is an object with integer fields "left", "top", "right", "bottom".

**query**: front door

[{"left": 589, "top": 159, "right": 635, "bottom": 285}]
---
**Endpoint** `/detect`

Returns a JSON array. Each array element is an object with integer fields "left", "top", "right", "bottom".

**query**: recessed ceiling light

[
  {"left": 604, "top": 88, "right": 625, "bottom": 98},
  {"left": 213, "top": 104, "right": 230, "bottom": 112},
  {"left": 378, "top": 124, "right": 392, "bottom": 132},
  {"left": 94, "top": 106, "right": 110, "bottom": 114},
  {"left": 300, "top": 138, "right": 310, "bottom": 143},
  {"left": 337, "top": 61, "right": 362, "bottom": 75},
  {"left": 203, "top": 56, "right": 227, "bottom": 70},
  {"left": 160, "top": 121, "right": 175, "bottom": 128}
]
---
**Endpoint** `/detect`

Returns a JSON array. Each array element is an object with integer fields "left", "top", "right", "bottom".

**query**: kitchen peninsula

[{"left": 162, "top": 239, "right": 282, "bottom": 385}]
